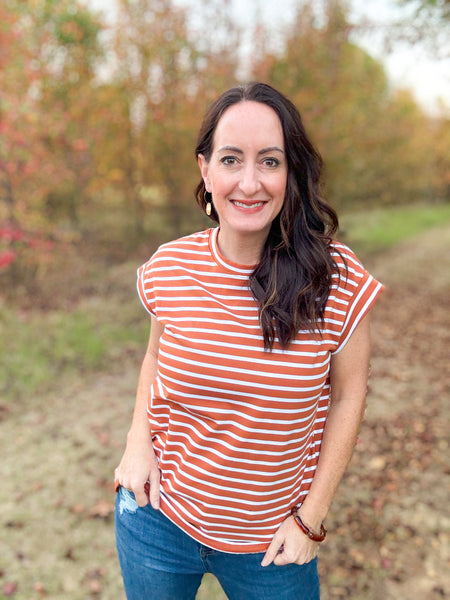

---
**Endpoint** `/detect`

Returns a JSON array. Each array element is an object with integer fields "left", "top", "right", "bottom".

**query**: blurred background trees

[{"left": 0, "top": 0, "right": 448, "bottom": 303}]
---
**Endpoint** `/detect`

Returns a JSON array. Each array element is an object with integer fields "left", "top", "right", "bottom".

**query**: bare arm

[
  {"left": 262, "top": 314, "right": 371, "bottom": 566},
  {"left": 115, "top": 316, "right": 164, "bottom": 507}
]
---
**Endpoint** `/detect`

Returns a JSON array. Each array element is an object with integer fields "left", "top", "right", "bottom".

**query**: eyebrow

[{"left": 217, "top": 145, "right": 285, "bottom": 155}]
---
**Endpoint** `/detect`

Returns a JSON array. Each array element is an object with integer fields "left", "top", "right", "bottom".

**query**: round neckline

[{"left": 209, "top": 227, "right": 258, "bottom": 274}]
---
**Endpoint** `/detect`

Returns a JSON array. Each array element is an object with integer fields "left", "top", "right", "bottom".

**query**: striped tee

[{"left": 137, "top": 227, "right": 383, "bottom": 553}]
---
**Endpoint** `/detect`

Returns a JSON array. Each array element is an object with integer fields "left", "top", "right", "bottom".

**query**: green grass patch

[
  {"left": 0, "top": 295, "right": 147, "bottom": 402},
  {"left": 339, "top": 202, "right": 450, "bottom": 256}
]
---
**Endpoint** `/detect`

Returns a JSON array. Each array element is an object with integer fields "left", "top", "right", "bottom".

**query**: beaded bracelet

[{"left": 290, "top": 507, "right": 327, "bottom": 542}]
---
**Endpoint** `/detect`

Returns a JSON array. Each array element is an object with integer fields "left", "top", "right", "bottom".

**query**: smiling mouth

[{"left": 231, "top": 200, "right": 266, "bottom": 208}]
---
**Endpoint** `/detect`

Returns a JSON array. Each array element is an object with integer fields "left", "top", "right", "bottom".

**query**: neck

[{"left": 217, "top": 228, "right": 266, "bottom": 266}]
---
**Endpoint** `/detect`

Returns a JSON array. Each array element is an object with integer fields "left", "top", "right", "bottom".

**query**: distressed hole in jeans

[{"left": 118, "top": 487, "right": 138, "bottom": 515}]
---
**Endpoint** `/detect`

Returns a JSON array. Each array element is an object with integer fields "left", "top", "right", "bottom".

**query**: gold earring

[{"left": 204, "top": 190, "right": 212, "bottom": 216}]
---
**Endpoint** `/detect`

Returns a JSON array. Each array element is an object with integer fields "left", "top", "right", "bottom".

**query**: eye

[
  {"left": 220, "top": 155, "right": 239, "bottom": 166},
  {"left": 262, "top": 157, "right": 280, "bottom": 168}
]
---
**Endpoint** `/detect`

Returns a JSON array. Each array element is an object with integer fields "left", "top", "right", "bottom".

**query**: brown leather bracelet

[{"left": 290, "top": 507, "right": 327, "bottom": 542}]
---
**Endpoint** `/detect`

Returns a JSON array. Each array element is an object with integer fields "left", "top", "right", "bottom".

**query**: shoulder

[
  {"left": 329, "top": 240, "right": 369, "bottom": 286},
  {"left": 142, "top": 229, "right": 214, "bottom": 270},
  {"left": 327, "top": 240, "right": 384, "bottom": 352},
  {"left": 153, "top": 228, "right": 212, "bottom": 257},
  {"left": 158, "top": 229, "right": 213, "bottom": 253},
  {"left": 328, "top": 238, "right": 384, "bottom": 305},
  {"left": 330, "top": 240, "right": 364, "bottom": 269}
]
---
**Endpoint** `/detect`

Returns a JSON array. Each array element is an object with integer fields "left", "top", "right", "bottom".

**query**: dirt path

[
  {"left": 318, "top": 224, "right": 449, "bottom": 599},
  {"left": 1, "top": 224, "right": 448, "bottom": 599}
]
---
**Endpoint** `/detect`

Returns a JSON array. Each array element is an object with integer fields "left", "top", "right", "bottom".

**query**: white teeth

[{"left": 233, "top": 201, "right": 264, "bottom": 208}]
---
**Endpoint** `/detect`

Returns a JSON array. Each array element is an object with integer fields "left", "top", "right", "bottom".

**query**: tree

[
  {"left": 0, "top": 1, "right": 62, "bottom": 276},
  {"left": 100, "top": 0, "right": 241, "bottom": 240},
  {"left": 429, "top": 112, "right": 450, "bottom": 200},
  {"left": 35, "top": 0, "right": 107, "bottom": 228},
  {"left": 251, "top": 0, "right": 439, "bottom": 210},
  {"left": 353, "top": 0, "right": 450, "bottom": 60},
  {"left": 400, "top": 0, "right": 450, "bottom": 56},
  {"left": 0, "top": 0, "right": 106, "bottom": 284}
]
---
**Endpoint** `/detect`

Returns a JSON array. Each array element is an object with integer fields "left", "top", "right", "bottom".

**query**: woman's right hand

[
  {"left": 116, "top": 317, "right": 164, "bottom": 508},
  {"left": 114, "top": 433, "right": 160, "bottom": 509}
]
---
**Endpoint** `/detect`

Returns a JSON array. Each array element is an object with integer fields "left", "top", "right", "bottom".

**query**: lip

[{"left": 230, "top": 199, "right": 268, "bottom": 210}]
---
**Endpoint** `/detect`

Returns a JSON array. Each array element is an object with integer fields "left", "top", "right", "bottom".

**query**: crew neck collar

[{"left": 209, "top": 227, "right": 258, "bottom": 274}]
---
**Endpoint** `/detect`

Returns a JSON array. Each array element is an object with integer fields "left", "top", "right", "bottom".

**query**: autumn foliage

[{"left": 0, "top": 0, "right": 448, "bottom": 302}]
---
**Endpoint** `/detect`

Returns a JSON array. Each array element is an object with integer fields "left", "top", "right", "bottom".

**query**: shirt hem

[{"left": 159, "top": 499, "right": 270, "bottom": 554}]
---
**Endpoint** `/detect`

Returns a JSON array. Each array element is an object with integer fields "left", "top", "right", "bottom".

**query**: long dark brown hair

[{"left": 195, "top": 82, "right": 340, "bottom": 350}]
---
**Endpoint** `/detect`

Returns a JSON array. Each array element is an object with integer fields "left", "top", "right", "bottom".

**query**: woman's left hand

[{"left": 261, "top": 516, "right": 319, "bottom": 567}]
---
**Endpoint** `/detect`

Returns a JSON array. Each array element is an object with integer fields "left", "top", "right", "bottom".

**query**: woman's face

[{"left": 198, "top": 101, "right": 287, "bottom": 251}]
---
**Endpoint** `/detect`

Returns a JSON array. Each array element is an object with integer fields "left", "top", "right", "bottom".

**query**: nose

[{"left": 238, "top": 163, "right": 262, "bottom": 196}]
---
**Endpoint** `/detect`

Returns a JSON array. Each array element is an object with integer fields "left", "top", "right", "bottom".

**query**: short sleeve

[
  {"left": 136, "top": 259, "right": 157, "bottom": 318},
  {"left": 330, "top": 244, "right": 384, "bottom": 354}
]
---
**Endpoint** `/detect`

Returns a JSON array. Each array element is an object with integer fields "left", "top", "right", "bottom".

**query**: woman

[{"left": 114, "top": 82, "right": 383, "bottom": 600}]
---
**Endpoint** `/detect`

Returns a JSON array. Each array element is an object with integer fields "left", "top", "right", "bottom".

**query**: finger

[
  {"left": 149, "top": 468, "right": 161, "bottom": 509},
  {"left": 134, "top": 482, "right": 150, "bottom": 507},
  {"left": 273, "top": 550, "right": 292, "bottom": 566},
  {"left": 261, "top": 537, "right": 284, "bottom": 567},
  {"left": 114, "top": 469, "right": 120, "bottom": 492}
]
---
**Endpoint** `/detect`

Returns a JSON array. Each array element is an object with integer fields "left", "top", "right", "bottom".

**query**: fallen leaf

[
  {"left": 69, "top": 503, "right": 85, "bottom": 514},
  {"left": 88, "top": 499, "right": 115, "bottom": 519},
  {"left": 33, "top": 581, "right": 46, "bottom": 596},
  {"left": 369, "top": 456, "right": 386, "bottom": 471},
  {"left": 2, "top": 582, "right": 18, "bottom": 597}
]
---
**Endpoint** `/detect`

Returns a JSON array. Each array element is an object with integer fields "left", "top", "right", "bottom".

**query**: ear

[{"left": 197, "top": 154, "right": 211, "bottom": 192}]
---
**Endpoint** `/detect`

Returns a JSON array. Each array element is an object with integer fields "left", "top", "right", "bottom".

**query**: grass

[
  {"left": 0, "top": 275, "right": 148, "bottom": 403},
  {"left": 339, "top": 202, "right": 450, "bottom": 257}
]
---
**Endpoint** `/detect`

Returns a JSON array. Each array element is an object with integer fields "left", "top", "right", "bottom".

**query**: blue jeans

[{"left": 115, "top": 487, "right": 320, "bottom": 600}]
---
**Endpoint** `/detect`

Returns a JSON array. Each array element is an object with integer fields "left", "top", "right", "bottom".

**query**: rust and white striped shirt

[{"left": 137, "top": 227, "right": 383, "bottom": 553}]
